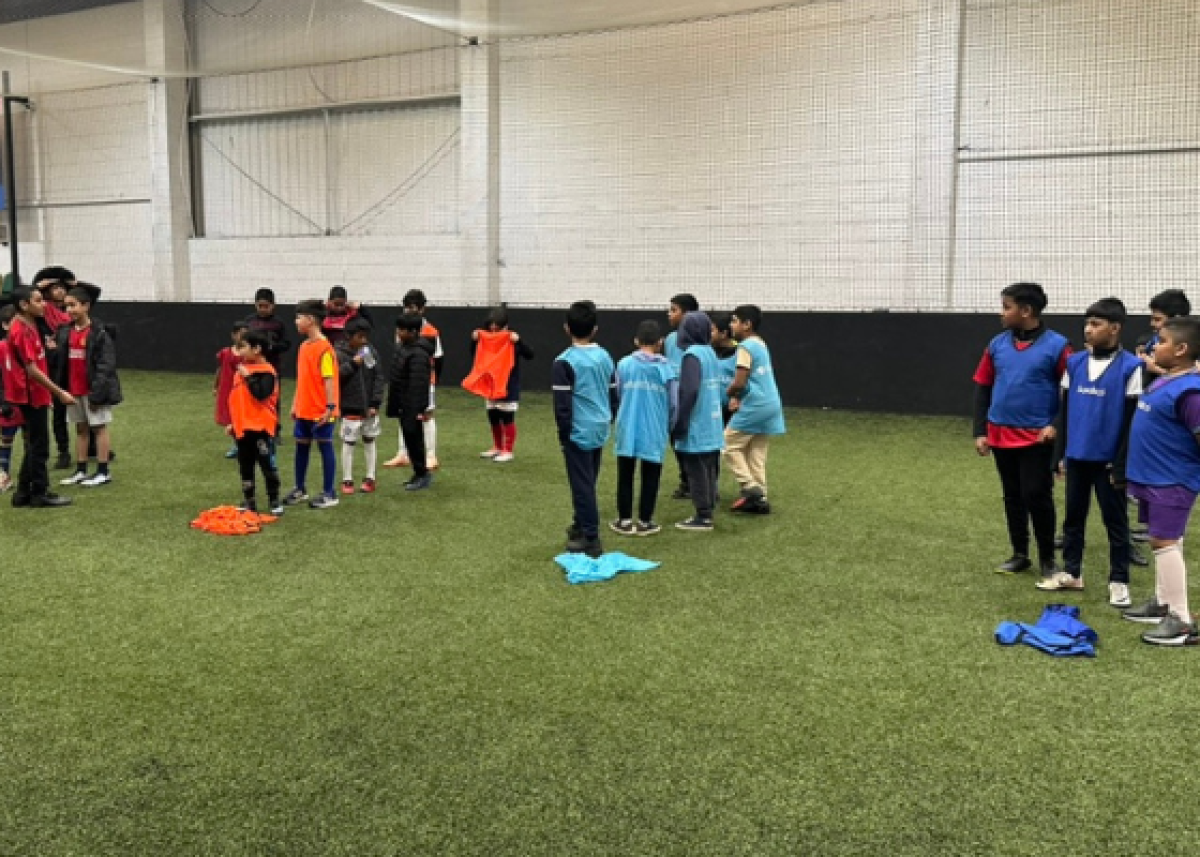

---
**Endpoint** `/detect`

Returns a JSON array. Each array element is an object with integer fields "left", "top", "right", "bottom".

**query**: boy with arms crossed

[{"left": 284, "top": 300, "right": 341, "bottom": 509}]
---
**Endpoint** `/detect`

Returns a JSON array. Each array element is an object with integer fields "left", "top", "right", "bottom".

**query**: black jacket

[
  {"left": 242, "top": 313, "right": 292, "bottom": 368},
  {"left": 336, "top": 340, "right": 386, "bottom": 415},
  {"left": 53, "top": 317, "right": 123, "bottom": 408},
  {"left": 385, "top": 337, "right": 433, "bottom": 418}
]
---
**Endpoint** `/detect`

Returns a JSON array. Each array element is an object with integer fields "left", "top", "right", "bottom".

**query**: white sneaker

[
  {"left": 1108, "top": 582, "right": 1132, "bottom": 608},
  {"left": 1035, "top": 570, "right": 1084, "bottom": 591},
  {"left": 479, "top": 448, "right": 501, "bottom": 459},
  {"left": 82, "top": 472, "right": 112, "bottom": 487},
  {"left": 493, "top": 452, "right": 514, "bottom": 463},
  {"left": 60, "top": 470, "right": 88, "bottom": 486}
]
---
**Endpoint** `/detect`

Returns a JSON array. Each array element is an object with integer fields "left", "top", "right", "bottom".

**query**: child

[
  {"left": 724, "top": 305, "right": 786, "bottom": 515},
  {"left": 386, "top": 289, "right": 443, "bottom": 470},
  {"left": 611, "top": 319, "right": 677, "bottom": 536},
  {"left": 665, "top": 293, "right": 700, "bottom": 500},
  {"left": 386, "top": 313, "right": 434, "bottom": 491},
  {"left": 336, "top": 316, "right": 385, "bottom": 494},
  {"left": 710, "top": 311, "right": 739, "bottom": 425},
  {"left": 671, "top": 311, "right": 725, "bottom": 531},
  {"left": 214, "top": 321, "right": 248, "bottom": 458},
  {"left": 1039, "top": 298, "right": 1142, "bottom": 605},
  {"left": 1, "top": 286, "right": 76, "bottom": 507},
  {"left": 0, "top": 305, "right": 24, "bottom": 493},
  {"left": 35, "top": 268, "right": 75, "bottom": 469},
  {"left": 243, "top": 287, "right": 291, "bottom": 438},
  {"left": 226, "top": 330, "right": 282, "bottom": 514},
  {"left": 55, "top": 287, "right": 122, "bottom": 487},
  {"left": 973, "top": 282, "right": 1071, "bottom": 577},
  {"left": 464, "top": 306, "right": 534, "bottom": 462},
  {"left": 554, "top": 301, "right": 616, "bottom": 556},
  {"left": 1122, "top": 316, "right": 1200, "bottom": 646},
  {"left": 1137, "top": 288, "right": 1190, "bottom": 383},
  {"left": 321, "top": 285, "right": 370, "bottom": 349},
  {"left": 283, "top": 299, "right": 341, "bottom": 509}
]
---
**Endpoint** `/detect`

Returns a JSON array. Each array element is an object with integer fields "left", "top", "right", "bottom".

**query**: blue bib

[
  {"left": 1128, "top": 373, "right": 1200, "bottom": 491},
  {"left": 676, "top": 345, "right": 725, "bottom": 454},
  {"left": 1063, "top": 350, "right": 1141, "bottom": 463},
  {"left": 615, "top": 354, "right": 676, "bottom": 463},
  {"left": 557, "top": 344, "right": 615, "bottom": 450},
  {"left": 729, "top": 338, "right": 786, "bottom": 436},
  {"left": 987, "top": 330, "right": 1068, "bottom": 428}
]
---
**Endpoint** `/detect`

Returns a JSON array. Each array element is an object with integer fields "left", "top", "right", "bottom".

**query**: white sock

[
  {"left": 396, "top": 426, "right": 407, "bottom": 457},
  {"left": 364, "top": 441, "right": 377, "bottom": 480},
  {"left": 1154, "top": 544, "right": 1190, "bottom": 620},
  {"left": 424, "top": 418, "right": 437, "bottom": 458},
  {"left": 341, "top": 442, "right": 355, "bottom": 483}
]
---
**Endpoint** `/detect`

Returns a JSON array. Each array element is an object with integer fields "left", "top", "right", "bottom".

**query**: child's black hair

[
  {"left": 1150, "top": 289, "right": 1190, "bottom": 318},
  {"left": 1085, "top": 297, "right": 1126, "bottom": 325},
  {"left": 635, "top": 319, "right": 662, "bottom": 346},
  {"left": 732, "top": 304, "right": 763, "bottom": 332},
  {"left": 33, "top": 266, "right": 74, "bottom": 286},
  {"left": 670, "top": 293, "right": 699, "bottom": 313},
  {"left": 709, "top": 312, "right": 732, "bottom": 337},
  {"left": 487, "top": 306, "right": 509, "bottom": 329},
  {"left": 345, "top": 316, "right": 372, "bottom": 336},
  {"left": 403, "top": 289, "right": 428, "bottom": 310},
  {"left": 66, "top": 287, "right": 93, "bottom": 306},
  {"left": 295, "top": 299, "right": 326, "bottom": 320},
  {"left": 328, "top": 285, "right": 348, "bottom": 301},
  {"left": 241, "top": 329, "right": 270, "bottom": 352},
  {"left": 10, "top": 286, "right": 34, "bottom": 307},
  {"left": 396, "top": 312, "right": 424, "bottom": 334},
  {"left": 1000, "top": 281, "right": 1048, "bottom": 315},
  {"left": 1162, "top": 317, "right": 1200, "bottom": 358},
  {"left": 254, "top": 287, "right": 276, "bottom": 303},
  {"left": 0, "top": 304, "right": 15, "bottom": 324},
  {"left": 566, "top": 301, "right": 598, "bottom": 339},
  {"left": 231, "top": 319, "right": 250, "bottom": 333}
]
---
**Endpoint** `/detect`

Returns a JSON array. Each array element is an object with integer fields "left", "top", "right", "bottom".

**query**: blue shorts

[{"left": 293, "top": 418, "right": 335, "bottom": 442}]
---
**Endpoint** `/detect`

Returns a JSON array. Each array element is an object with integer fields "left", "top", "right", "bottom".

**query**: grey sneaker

[
  {"left": 1122, "top": 597, "right": 1170, "bottom": 624},
  {"left": 283, "top": 487, "right": 309, "bottom": 506},
  {"left": 1141, "top": 611, "right": 1200, "bottom": 647},
  {"left": 308, "top": 493, "right": 340, "bottom": 509}
]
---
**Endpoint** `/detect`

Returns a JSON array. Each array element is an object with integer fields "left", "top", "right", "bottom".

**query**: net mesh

[{"left": 0, "top": 0, "right": 1196, "bottom": 311}]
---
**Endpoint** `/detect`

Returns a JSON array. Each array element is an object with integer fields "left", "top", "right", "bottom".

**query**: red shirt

[
  {"left": 973, "top": 338, "right": 1071, "bottom": 448},
  {"left": 67, "top": 326, "right": 90, "bottom": 396},
  {"left": 4, "top": 316, "right": 52, "bottom": 408}
]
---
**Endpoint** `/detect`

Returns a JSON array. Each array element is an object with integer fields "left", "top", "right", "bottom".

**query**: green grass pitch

[{"left": 2, "top": 371, "right": 1197, "bottom": 856}]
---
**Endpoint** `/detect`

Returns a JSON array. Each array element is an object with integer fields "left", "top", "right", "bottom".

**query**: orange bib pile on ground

[{"left": 190, "top": 506, "right": 279, "bottom": 536}]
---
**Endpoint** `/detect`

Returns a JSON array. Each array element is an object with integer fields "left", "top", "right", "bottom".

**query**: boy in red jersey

[
  {"left": 214, "top": 321, "right": 248, "bottom": 458},
  {"left": 283, "top": 299, "right": 341, "bottom": 509},
  {"left": 2, "top": 287, "right": 76, "bottom": 507},
  {"left": 226, "top": 330, "right": 282, "bottom": 514},
  {"left": 34, "top": 267, "right": 75, "bottom": 469},
  {"left": 973, "top": 282, "right": 1071, "bottom": 578},
  {"left": 0, "top": 305, "right": 24, "bottom": 493}
]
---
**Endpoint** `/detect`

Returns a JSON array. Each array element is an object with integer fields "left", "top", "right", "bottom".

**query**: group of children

[
  {"left": 553, "top": 295, "right": 786, "bottom": 558},
  {"left": 1, "top": 270, "right": 120, "bottom": 505},
  {"left": 975, "top": 283, "right": 1200, "bottom": 647}
]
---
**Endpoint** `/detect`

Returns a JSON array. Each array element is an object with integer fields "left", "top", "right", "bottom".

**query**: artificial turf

[{"left": 2, "top": 371, "right": 1196, "bottom": 856}]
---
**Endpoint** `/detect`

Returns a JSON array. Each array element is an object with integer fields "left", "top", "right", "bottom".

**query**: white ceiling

[{"left": 363, "top": 0, "right": 796, "bottom": 39}]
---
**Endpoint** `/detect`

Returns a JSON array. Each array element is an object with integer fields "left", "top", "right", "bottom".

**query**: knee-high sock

[
  {"left": 342, "top": 441, "right": 356, "bottom": 482},
  {"left": 503, "top": 422, "right": 517, "bottom": 452},
  {"left": 1155, "top": 544, "right": 1189, "bottom": 619},
  {"left": 294, "top": 441, "right": 312, "bottom": 491},
  {"left": 363, "top": 439, "right": 377, "bottom": 480},
  {"left": 424, "top": 418, "right": 437, "bottom": 458},
  {"left": 319, "top": 441, "right": 336, "bottom": 497},
  {"left": 396, "top": 425, "right": 407, "bottom": 457}
]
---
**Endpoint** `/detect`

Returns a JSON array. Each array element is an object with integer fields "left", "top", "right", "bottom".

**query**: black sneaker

[
  {"left": 995, "top": 555, "right": 1032, "bottom": 574},
  {"left": 1123, "top": 598, "right": 1170, "bottom": 624},
  {"left": 53, "top": 452, "right": 72, "bottom": 470},
  {"left": 566, "top": 524, "right": 582, "bottom": 542},
  {"left": 1129, "top": 545, "right": 1149, "bottom": 567},
  {"left": 609, "top": 519, "right": 635, "bottom": 535},
  {"left": 31, "top": 493, "right": 72, "bottom": 508},
  {"left": 282, "top": 487, "right": 309, "bottom": 506},
  {"left": 11, "top": 492, "right": 31, "bottom": 508},
  {"left": 566, "top": 534, "right": 603, "bottom": 557},
  {"left": 634, "top": 520, "right": 661, "bottom": 536},
  {"left": 1141, "top": 611, "right": 1200, "bottom": 646},
  {"left": 741, "top": 497, "right": 772, "bottom": 515},
  {"left": 404, "top": 474, "right": 433, "bottom": 492},
  {"left": 671, "top": 486, "right": 690, "bottom": 500},
  {"left": 1131, "top": 529, "right": 1150, "bottom": 544},
  {"left": 268, "top": 500, "right": 284, "bottom": 516},
  {"left": 675, "top": 517, "right": 714, "bottom": 532},
  {"left": 1039, "top": 558, "right": 1063, "bottom": 578}
]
